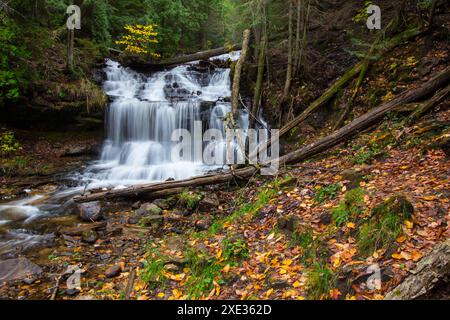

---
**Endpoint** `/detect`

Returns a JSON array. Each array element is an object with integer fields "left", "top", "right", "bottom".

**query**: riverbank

[{"left": 0, "top": 127, "right": 103, "bottom": 201}]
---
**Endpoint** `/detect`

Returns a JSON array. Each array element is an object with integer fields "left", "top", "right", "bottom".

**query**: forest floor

[{"left": 0, "top": 105, "right": 447, "bottom": 300}]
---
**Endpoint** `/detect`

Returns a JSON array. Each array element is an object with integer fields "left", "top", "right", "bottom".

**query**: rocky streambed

[{"left": 0, "top": 185, "right": 227, "bottom": 300}]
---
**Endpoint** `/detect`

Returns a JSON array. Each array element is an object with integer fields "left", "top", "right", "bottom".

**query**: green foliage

[
  {"left": 140, "top": 246, "right": 168, "bottom": 289},
  {"left": 358, "top": 195, "right": 413, "bottom": 256},
  {"left": 352, "top": 1, "right": 373, "bottom": 24},
  {"left": 81, "top": 0, "right": 112, "bottom": 45},
  {"left": 290, "top": 228, "right": 314, "bottom": 252},
  {"left": 0, "top": 131, "right": 20, "bottom": 154},
  {"left": 314, "top": 184, "right": 341, "bottom": 204},
  {"left": 179, "top": 190, "right": 203, "bottom": 211},
  {"left": 185, "top": 249, "right": 223, "bottom": 299},
  {"left": 306, "top": 263, "right": 336, "bottom": 300},
  {"left": 332, "top": 188, "right": 366, "bottom": 226},
  {"left": 0, "top": 17, "right": 30, "bottom": 100},
  {"left": 222, "top": 237, "right": 249, "bottom": 263}
]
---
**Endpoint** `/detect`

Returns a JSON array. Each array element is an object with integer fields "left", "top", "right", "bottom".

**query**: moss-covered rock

[{"left": 358, "top": 194, "right": 414, "bottom": 256}]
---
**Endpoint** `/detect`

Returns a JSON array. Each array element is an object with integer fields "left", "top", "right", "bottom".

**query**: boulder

[
  {"left": 135, "top": 203, "right": 162, "bottom": 217},
  {"left": 153, "top": 199, "right": 172, "bottom": 210},
  {"left": 139, "top": 215, "right": 164, "bottom": 228},
  {"left": 0, "top": 208, "right": 29, "bottom": 222},
  {"left": 197, "top": 194, "right": 220, "bottom": 212},
  {"left": 0, "top": 257, "right": 43, "bottom": 283},
  {"left": 105, "top": 265, "right": 122, "bottom": 278},
  {"left": 77, "top": 201, "right": 103, "bottom": 222},
  {"left": 81, "top": 230, "right": 98, "bottom": 244}
]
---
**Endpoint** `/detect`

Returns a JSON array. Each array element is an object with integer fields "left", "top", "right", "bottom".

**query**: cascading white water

[
  {"left": 0, "top": 53, "right": 267, "bottom": 258},
  {"left": 82, "top": 58, "right": 249, "bottom": 189}
]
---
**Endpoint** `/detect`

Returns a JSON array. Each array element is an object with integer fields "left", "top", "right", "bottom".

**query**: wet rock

[
  {"left": 164, "top": 263, "right": 182, "bottom": 273},
  {"left": 131, "top": 201, "right": 141, "bottom": 210},
  {"left": 0, "top": 208, "right": 29, "bottom": 222},
  {"left": 63, "top": 145, "right": 98, "bottom": 157},
  {"left": 153, "top": 199, "right": 172, "bottom": 210},
  {"left": 136, "top": 203, "right": 163, "bottom": 217},
  {"left": 139, "top": 215, "right": 164, "bottom": 228},
  {"left": 197, "top": 194, "right": 220, "bottom": 212},
  {"left": 66, "top": 289, "right": 81, "bottom": 296},
  {"left": 0, "top": 257, "right": 43, "bottom": 283},
  {"left": 105, "top": 265, "right": 122, "bottom": 278},
  {"left": 77, "top": 201, "right": 103, "bottom": 222},
  {"left": 195, "top": 219, "right": 212, "bottom": 231},
  {"left": 81, "top": 230, "right": 98, "bottom": 244}
]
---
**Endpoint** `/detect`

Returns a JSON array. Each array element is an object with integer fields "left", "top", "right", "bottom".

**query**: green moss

[
  {"left": 179, "top": 190, "right": 203, "bottom": 211},
  {"left": 184, "top": 249, "right": 223, "bottom": 299},
  {"left": 222, "top": 237, "right": 249, "bottom": 263},
  {"left": 332, "top": 188, "right": 366, "bottom": 226},
  {"left": 314, "top": 183, "right": 341, "bottom": 204},
  {"left": 306, "top": 263, "right": 336, "bottom": 300}
]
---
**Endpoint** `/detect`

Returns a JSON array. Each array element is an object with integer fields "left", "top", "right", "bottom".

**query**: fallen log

[
  {"left": 74, "top": 66, "right": 450, "bottom": 203},
  {"left": 147, "top": 44, "right": 242, "bottom": 67},
  {"left": 279, "top": 66, "right": 450, "bottom": 165},
  {"left": 251, "top": 27, "right": 423, "bottom": 160},
  {"left": 384, "top": 240, "right": 450, "bottom": 300}
]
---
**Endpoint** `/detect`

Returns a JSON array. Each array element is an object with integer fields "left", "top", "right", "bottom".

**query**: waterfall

[{"left": 82, "top": 57, "right": 255, "bottom": 188}]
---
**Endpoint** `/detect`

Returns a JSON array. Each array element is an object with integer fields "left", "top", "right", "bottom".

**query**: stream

[{"left": 0, "top": 52, "right": 267, "bottom": 260}]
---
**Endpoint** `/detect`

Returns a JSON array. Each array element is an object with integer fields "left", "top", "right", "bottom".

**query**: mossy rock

[
  {"left": 341, "top": 169, "right": 366, "bottom": 190},
  {"left": 371, "top": 194, "right": 414, "bottom": 220},
  {"left": 139, "top": 215, "right": 164, "bottom": 228},
  {"left": 178, "top": 190, "right": 204, "bottom": 211},
  {"left": 357, "top": 194, "right": 414, "bottom": 256}
]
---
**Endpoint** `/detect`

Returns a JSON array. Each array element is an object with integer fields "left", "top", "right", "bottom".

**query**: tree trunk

[
  {"left": 385, "top": 240, "right": 450, "bottom": 300},
  {"left": 250, "top": 34, "right": 267, "bottom": 129},
  {"left": 74, "top": 66, "right": 450, "bottom": 203},
  {"left": 282, "top": 0, "right": 294, "bottom": 101},
  {"left": 332, "top": 62, "right": 368, "bottom": 131},
  {"left": 231, "top": 29, "right": 251, "bottom": 122},
  {"left": 407, "top": 83, "right": 450, "bottom": 123},
  {"left": 149, "top": 44, "right": 242, "bottom": 66}
]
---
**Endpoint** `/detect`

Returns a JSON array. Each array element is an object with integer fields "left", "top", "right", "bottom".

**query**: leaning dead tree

[
  {"left": 74, "top": 66, "right": 450, "bottom": 203},
  {"left": 231, "top": 29, "right": 251, "bottom": 121}
]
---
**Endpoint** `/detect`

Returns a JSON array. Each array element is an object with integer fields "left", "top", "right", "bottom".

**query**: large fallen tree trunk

[
  {"left": 250, "top": 27, "right": 423, "bottom": 160},
  {"left": 151, "top": 44, "right": 242, "bottom": 66},
  {"left": 384, "top": 240, "right": 450, "bottom": 300},
  {"left": 74, "top": 66, "right": 450, "bottom": 203}
]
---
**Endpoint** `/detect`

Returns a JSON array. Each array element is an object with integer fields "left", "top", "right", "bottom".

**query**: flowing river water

[{"left": 0, "top": 53, "right": 267, "bottom": 259}]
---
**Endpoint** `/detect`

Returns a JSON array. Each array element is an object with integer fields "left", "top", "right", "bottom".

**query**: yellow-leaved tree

[{"left": 115, "top": 25, "right": 160, "bottom": 58}]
